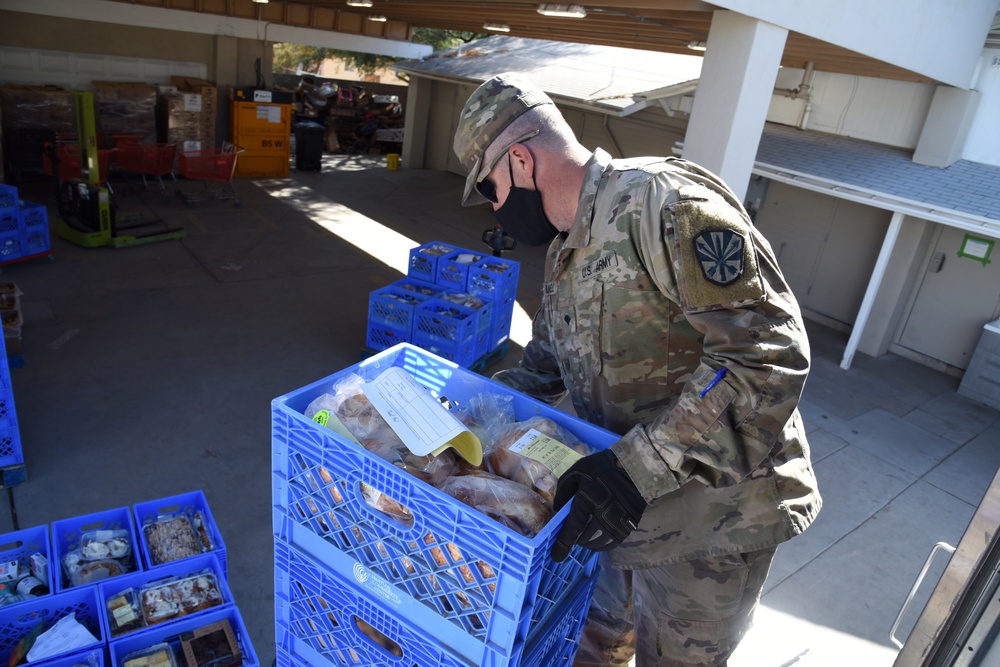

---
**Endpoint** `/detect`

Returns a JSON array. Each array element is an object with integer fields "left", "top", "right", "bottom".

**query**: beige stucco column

[{"left": 681, "top": 11, "right": 787, "bottom": 202}]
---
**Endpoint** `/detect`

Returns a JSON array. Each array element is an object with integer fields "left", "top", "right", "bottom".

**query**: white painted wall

[
  {"left": 713, "top": 0, "right": 999, "bottom": 88},
  {"left": 0, "top": 45, "right": 206, "bottom": 89},
  {"left": 962, "top": 49, "right": 1000, "bottom": 165},
  {"left": 768, "top": 67, "right": 935, "bottom": 149}
]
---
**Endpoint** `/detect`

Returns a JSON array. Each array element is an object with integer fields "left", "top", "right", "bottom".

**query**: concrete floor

[{"left": 2, "top": 154, "right": 998, "bottom": 667}]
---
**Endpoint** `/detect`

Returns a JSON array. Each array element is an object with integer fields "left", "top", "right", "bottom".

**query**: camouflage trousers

[{"left": 572, "top": 547, "right": 776, "bottom": 666}]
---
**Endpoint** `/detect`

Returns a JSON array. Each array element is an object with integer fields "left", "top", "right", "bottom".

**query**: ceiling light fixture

[
  {"left": 251, "top": 0, "right": 268, "bottom": 4},
  {"left": 687, "top": 40, "right": 707, "bottom": 51},
  {"left": 536, "top": 4, "right": 586, "bottom": 18},
  {"left": 368, "top": 14, "right": 387, "bottom": 21},
  {"left": 346, "top": 0, "right": 373, "bottom": 7},
  {"left": 483, "top": 22, "right": 511, "bottom": 32}
]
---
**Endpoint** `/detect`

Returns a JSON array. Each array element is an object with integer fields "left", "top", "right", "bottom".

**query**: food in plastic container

[
  {"left": 123, "top": 643, "right": 177, "bottom": 667},
  {"left": 80, "top": 529, "right": 132, "bottom": 560},
  {"left": 68, "top": 557, "right": 125, "bottom": 586},
  {"left": 439, "top": 469, "right": 552, "bottom": 537},
  {"left": 140, "top": 569, "right": 224, "bottom": 625},
  {"left": 142, "top": 514, "right": 213, "bottom": 565},
  {"left": 107, "top": 587, "right": 144, "bottom": 636}
]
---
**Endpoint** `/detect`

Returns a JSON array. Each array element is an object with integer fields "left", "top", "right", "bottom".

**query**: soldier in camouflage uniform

[{"left": 453, "top": 72, "right": 821, "bottom": 666}]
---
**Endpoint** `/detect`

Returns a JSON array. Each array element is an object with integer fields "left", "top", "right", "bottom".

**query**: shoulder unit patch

[{"left": 694, "top": 230, "right": 744, "bottom": 285}]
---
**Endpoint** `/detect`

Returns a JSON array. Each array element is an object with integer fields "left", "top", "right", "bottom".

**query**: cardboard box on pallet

[
  {"left": 93, "top": 81, "right": 158, "bottom": 142},
  {"left": 0, "top": 84, "right": 76, "bottom": 133},
  {"left": 163, "top": 76, "right": 218, "bottom": 151}
]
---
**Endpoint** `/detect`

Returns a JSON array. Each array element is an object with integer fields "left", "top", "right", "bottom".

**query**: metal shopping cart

[
  {"left": 175, "top": 142, "right": 244, "bottom": 207},
  {"left": 114, "top": 139, "right": 178, "bottom": 193}
]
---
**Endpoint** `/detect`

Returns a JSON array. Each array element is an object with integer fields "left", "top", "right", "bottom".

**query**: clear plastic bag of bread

[
  {"left": 304, "top": 372, "right": 458, "bottom": 487},
  {"left": 438, "top": 469, "right": 552, "bottom": 537},
  {"left": 460, "top": 393, "right": 595, "bottom": 506}
]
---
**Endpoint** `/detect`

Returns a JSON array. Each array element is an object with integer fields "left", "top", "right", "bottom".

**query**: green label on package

[
  {"left": 312, "top": 410, "right": 360, "bottom": 445},
  {"left": 508, "top": 429, "right": 582, "bottom": 477}
]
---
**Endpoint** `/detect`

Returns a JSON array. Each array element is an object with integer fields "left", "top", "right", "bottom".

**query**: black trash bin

[{"left": 295, "top": 121, "right": 325, "bottom": 172}]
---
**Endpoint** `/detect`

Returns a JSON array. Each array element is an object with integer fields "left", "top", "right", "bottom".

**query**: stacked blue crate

[
  {"left": 132, "top": 490, "right": 229, "bottom": 578},
  {"left": 0, "top": 334, "right": 22, "bottom": 469},
  {"left": 272, "top": 343, "right": 615, "bottom": 667},
  {"left": 366, "top": 241, "right": 521, "bottom": 369},
  {"left": 468, "top": 255, "right": 521, "bottom": 349},
  {"left": 0, "top": 184, "right": 51, "bottom": 264}
]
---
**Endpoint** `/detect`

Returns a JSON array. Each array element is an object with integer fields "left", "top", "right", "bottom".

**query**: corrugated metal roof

[
  {"left": 757, "top": 123, "right": 1000, "bottom": 222},
  {"left": 393, "top": 35, "right": 703, "bottom": 112}
]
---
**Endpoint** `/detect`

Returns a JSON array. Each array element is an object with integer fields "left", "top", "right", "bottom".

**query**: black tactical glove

[{"left": 551, "top": 448, "right": 648, "bottom": 562}]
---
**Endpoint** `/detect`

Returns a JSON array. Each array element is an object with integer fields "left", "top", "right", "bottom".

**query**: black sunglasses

[{"left": 474, "top": 130, "right": 540, "bottom": 204}]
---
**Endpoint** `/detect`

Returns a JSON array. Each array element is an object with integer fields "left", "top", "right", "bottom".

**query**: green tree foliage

[{"left": 273, "top": 27, "right": 485, "bottom": 76}]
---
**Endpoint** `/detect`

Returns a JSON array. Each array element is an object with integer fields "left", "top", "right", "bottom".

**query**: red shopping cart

[
  {"left": 43, "top": 143, "right": 116, "bottom": 193},
  {"left": 114, "top": 139, "right": 178, "bottom": 192},
  {"left": 175, "top": 142, "right": 244, "bottom": 207}
]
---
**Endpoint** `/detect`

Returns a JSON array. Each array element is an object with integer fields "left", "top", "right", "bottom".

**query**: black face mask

[{"left": 494, "top": 155, "right": 558, "bottom": 247}]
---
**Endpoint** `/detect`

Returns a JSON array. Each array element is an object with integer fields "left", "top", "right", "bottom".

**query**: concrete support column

[
  {"left": 681, "top": 11, "right": 787, "bottom": 201},
  {"left": 401, "top": 77, "right": 432, "bottom": 169}
]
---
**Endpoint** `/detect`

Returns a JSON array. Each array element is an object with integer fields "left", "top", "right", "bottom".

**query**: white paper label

[
  {"left": 363, "top": 367, "right": 482, "bottom": 465},
  {"left": 182, "top": 93, "right": 202, "bottom": 112},
  {"left": 253, "top": 90, "right": 273, "bottom": 102}
]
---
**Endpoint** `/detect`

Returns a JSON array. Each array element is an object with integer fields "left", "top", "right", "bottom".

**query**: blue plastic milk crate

[
  {"left": 407, "top": 241, "right": 458, "bottom": 284},
  {"left": 108, "top": 605, "right": 258, "bottom": 667},
  {"left": 132, "top": 491, "right": 227, "bottom": 576},
  {"left": 469, "top": 255, "right": 521, "bottom": 303},
  {"left": 51, "top": 507, "right": 143, "bottom": 593},
  {"left": 275, "top": 539, "right": 598, "bottom": 667},
  {"left": 0, "top": 210, "right": 18, "bottom": 235},
  {"left": 0, "top": 185, "right": 16, "bottom": 212},
  {"left": 412, "top": 297, "right": 481, "bottom": 368},
  {"left": 436, "top": 248, "right": 488, "bottom": 292},
  {"left": 366, "top": 323, "right": 409, "bottom": 353},
  {"left": 0, "top": 525, "right": 54, "bottom": 604},
  {"left": 0, "top": 585, "right": 105, "bottom": 665},
  {"left": 97, "top": 552, "right": 233, "bottom": 640},
  {"left": 368, "top": 279, "right": 440, "bottom": 336},
  {"left": 41, "top": 648, "right": 105, "bottom": 667},
  {"left": 271, "top": 343, "right": 617, "bottom": 667}
]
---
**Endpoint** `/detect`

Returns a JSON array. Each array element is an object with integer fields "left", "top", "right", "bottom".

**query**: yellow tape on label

[{"left": 509, "top": 429, "right": 583, "bottom": 478}]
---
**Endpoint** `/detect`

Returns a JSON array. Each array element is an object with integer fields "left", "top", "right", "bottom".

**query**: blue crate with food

[
  {"left": 108, "top": 606, "right": 257, "bottom": 667},
  {"left": 97, "top": 552, "right": 232, "bottom": 640},
  {"left": 468, "top": 255, "right": 520, "bottom": 303},
  {"left": 51, "top": 507, "right": 142, "bottom": 593},
  {"left": 436, "top": 248, "right": 487, "bottom": 292},
  {"left": 43, "top": 647, "right": 105, "bottom": 667},
  {"left": 407, "top": 241, "right": 457, "bottom": 284},
  {"left": 0, "top": 585, "right": 105, "bottom": 665},
  {"left": 271, "top": 343, "right": 617, "bottom": 667},
  {"left": 0, "top": 525, "right": 53, "bottom": 607},
  {"left": 0, "top": 231, "right": 21, "bottom": 262},
  {"left": 368, "top": 280, "right": 439, "bottom": 336},
  {"left": 274, "top": 539, "right": 598, "bottom": 667},
  {"left": 132, "top": 491, "right": 226, "bottom": 576},
  {"left": 412, "top": 297, "right": 481, "bottom": 367}
]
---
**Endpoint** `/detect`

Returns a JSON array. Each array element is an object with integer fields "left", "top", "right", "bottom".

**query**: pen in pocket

[{"left": 700, "top": 367, "right": 728, "bottom": 398}]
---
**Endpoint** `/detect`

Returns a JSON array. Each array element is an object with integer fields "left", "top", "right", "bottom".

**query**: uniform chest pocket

[
  {"left": 600, "top": 282, "right": 673, "bottom": 386},
  {"left": 546, "top": 279, "right": 602, "bottom": 379}
]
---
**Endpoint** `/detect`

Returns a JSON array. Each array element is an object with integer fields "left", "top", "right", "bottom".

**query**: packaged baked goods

[
  {"left": 439, "top": 469, "right": 553, "bottom": 537},
  {"left": 140, "top": 569, "right": 224, "bottom": 625},
  {"left": 142, "top": 513, "right": 213, "bottom": 566},
  {"left": 80, "top": 529, "right": 132, "bottom": 560},
  {"left": 73, "top": 559, "right": 126, "bottom": 587},
  {"left": 123, "top": 643, "right": 178, "bottom": 667},
  {"left": 487, "top": 416, "right": 594, "bottom": 505},
  {"left": 106, "top": 587, "right": 144, "bottom": 637}
]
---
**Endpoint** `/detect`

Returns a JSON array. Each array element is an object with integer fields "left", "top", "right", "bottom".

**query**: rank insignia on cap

[{"left": 694, "top": 230, "right": 745, "bottom": 285}]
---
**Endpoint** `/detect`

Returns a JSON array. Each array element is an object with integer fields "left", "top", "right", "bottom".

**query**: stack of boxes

[
  {"left": 271, "top": 343, "right": 616, "bottom": 667},
  {"left": 0, "top": 491, "right": 258, "bottom": 667},
  {"left": 160, "top": 77, "right": 218, "bottom": 154},
  {"left": 0, "top": 184, "right": 51, "bottom": 268},
  {"left": 366, "top": 241, "right": 520, "bottom": 369},
  {"left": 92, "top": 82, "right": 158, "bottom": 143}
]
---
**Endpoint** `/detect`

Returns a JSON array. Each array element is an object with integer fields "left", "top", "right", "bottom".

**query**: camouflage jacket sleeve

[
  {"left": 491, "top": 307, "right": 568, "bottom": 405},
  {"left": 612, "top": 163, "right": 811, "bottom": 503}
]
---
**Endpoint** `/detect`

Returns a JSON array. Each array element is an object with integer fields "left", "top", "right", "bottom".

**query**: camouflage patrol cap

[{"left": 454, "top": 72, "right": 554, "bottom": 206}]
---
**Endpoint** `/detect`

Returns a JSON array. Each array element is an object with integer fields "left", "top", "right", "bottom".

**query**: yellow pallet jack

[{"left": 53, "top": 92, "right": 186, "bottom": 248}]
